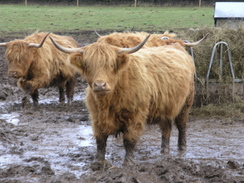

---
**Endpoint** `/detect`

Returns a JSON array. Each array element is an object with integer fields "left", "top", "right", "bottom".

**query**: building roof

[{"left": 214, "top": 2, "right": 244, "bottom": 19}]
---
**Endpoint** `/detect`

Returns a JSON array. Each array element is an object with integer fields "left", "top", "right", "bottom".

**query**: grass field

[
  {"left": 0, "top": 5, "right": 214, "bottom": 33},
  {"left": 0, "top": 5, "right": 243, "bottom": 115}
]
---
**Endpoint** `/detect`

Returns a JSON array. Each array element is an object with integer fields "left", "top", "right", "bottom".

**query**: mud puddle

[
  {"left": 0, "top": 89, "right": 244, "bottom": 182},
  {"left": 0, "top": 30, "right": 243, "bottom": 182}
]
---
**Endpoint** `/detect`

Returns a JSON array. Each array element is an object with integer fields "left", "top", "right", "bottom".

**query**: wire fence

[{"left": 1, "top": 0, "right": 240, "bottom": 7}]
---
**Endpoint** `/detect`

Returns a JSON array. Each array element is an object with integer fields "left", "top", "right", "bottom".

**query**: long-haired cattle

[
  {"left": 0, "top": 32, "right": 79, "bottom": 107},
  {"left": 50, "top": 34, "right": 196, "bottom": 168},
  {"left": 96, "top": 31, "right": 208, "bottom": 48}
]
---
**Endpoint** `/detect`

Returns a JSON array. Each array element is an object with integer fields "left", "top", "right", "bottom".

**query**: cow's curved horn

[
  {"left": 50, "top": 36, "right": 82, "bottom": 54},
  {"left": 94, "top": 28, "right": 101, "bottom": 37},
  {"left": 0, "top": 43, "right": 7, "bottom": 47},
  {"left": 28, "top": 33, "right": 50, "bottom": 48},
  {"left": 184, "top": 33, "right": 209, "bottom": 47},
  {"left": 117, "top": 34, "right": 150, "bottom": 54}
]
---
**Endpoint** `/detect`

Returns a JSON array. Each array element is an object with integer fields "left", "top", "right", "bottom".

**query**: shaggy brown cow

[
  {"left": 96, "top": 31, "right": 208, "bottom": 48},
  {"left": 50, "top": 35, "right": 195, "bottom": 167},
  {"left": 0, "top": 32, "right": 79, "bottom": 107}
]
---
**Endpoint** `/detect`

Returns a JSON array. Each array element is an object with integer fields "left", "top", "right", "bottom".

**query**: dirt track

[{"left": 0, "top": 32, "right": 243, "bottom": 183}]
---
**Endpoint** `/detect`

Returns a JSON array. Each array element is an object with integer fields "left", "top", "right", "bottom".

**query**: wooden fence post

[
  {"left": 199, "top": 0, "right": 202, "bottom": 7},
  {"left": 77, "top": 0, "right": 79, "bottom": 7},
  {"left": 25, "top": 0, "right": 27, "bottom": 6}
]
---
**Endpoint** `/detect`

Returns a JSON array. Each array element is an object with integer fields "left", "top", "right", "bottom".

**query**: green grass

[{"left": 0, "top": 5, "right": 214, "bottom": 34}]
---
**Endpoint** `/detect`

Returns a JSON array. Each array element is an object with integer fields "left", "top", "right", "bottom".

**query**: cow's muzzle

[
  {"left": 8, "top": 71, "right": 21, "bottom": 79},
  {"left": 93, "top": 80, "right": 110, "bottom": 93}
]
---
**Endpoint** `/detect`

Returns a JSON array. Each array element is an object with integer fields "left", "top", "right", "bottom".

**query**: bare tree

[
  {"left": 25, "top": 0, "right": 27, "bottom": 6},
  {"left": 77, "top": 0, "right": 79, "bottom": 6}
]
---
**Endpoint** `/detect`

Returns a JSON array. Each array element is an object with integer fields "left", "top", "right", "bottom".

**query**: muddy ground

[{"left": 0, "top": 31, "right": 243, "bottom": 183}]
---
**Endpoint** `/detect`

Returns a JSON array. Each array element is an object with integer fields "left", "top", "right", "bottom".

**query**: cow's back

[
  {"left": 97, "top": 31, "right": 179, "bottom": 48},
  {"left": 129, "top": 45, "right": 195, "bottom": 121}
]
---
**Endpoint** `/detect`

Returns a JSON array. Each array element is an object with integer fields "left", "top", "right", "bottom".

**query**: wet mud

[{"left": 0, "top": 32, "right": 244, "bottom": 183}]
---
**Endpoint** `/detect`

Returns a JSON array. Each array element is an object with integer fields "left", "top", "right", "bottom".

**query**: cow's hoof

[
  {"left": 21, "top": 96, "right": 31, "bottom": 109},
  {"left": 161, "top": 148, "right": 170, "bottom": 154},
  {"left": 178, "top": 146, "right": 186, "bottom": 156},
  {"left": 178, "top": 145, "right": 186, "bottom": 152},
  {"left": 122, "top": 157, "right": 135, "bottom": 166},
  {"left": 91, "top": 160, "right": 112, "bottom": 171}
]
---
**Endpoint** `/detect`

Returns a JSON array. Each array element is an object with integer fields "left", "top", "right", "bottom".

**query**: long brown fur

[
  {"left": 97, "top": 31, "right": 187, "bottom": 48},
  {"left": 4, "top": 32, "right": 79, "bottom": 106},
  {"left": 69, "top": 40, "right": 195, "bottom": 165}
]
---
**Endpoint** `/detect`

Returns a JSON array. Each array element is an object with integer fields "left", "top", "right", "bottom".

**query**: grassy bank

[{"left": 0, "top": 5, "right": 214, "bottom": 33}]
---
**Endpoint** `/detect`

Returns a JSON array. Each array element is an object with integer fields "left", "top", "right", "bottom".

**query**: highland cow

[
  {"left": 50, "top": 35, "right": 195, "bottom": 168},
  {"left": 0, "top": 32, "right": 79, "bottom": 107}
]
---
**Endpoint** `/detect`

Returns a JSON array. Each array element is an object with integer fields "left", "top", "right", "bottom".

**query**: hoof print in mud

[
  {"left": 91, "top": 160, "right": 112, "bottom": 171},
  {"left": 227, "top": 160, "right": 240, "bottom": 169}
]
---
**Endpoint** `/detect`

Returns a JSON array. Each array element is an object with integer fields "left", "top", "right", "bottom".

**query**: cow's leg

[
  {"left": 123, "top": 135, "right": 137, "bottom": 166},
  {"left": 31, "top": 89, "right": 39, "bottom": 107},
  {"left": 58, "top": 83, "right": 65, "bottom": 104},
  {"left": 18, "top": 78, "right": 46, "bottom": 107},
  {"left": 21, "top": 94, "right": 31, "bottom": 109},
  {"left": 121, "top": 112, "right": 146, "bottom": 166},
  {"left": 18, "top": 78, "right": 39, "bottom": 107},
  {"left": 123, "top": 121, "right": 144, "bottom": 166},
  {"left": 95, "top": 135, "right": 108, "bottom": 161},
  {"left": 91, "top": 134, "right": 112, "bottom": 171},
  {"left": 159, "top": 118, "right": 172, "bottom": 153},
  {"left": 175, "top": 107, "right": 189, "bottom": 151},
  {"left": 175, "top": 85, "right": 194, "bottom": 151},
  {"left": 65, "top": 77, "right": 75, "bottom": 105}
]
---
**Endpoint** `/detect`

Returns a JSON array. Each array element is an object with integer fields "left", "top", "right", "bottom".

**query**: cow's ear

[
  {"left": 117, "top": 54, "right": 129, "bottom": 71},
  {"left": 69, "top": 53, "right": 84, "bottom": 73}
]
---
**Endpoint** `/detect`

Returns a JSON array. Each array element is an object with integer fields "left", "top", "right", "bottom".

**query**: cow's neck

[{"left": 94, "top": 92, "right": 114, "bottom": 107}]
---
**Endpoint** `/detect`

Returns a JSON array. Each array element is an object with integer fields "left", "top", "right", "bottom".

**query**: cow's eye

[
  {"left": 84, "top": 64, "right": 89, "bottom": 69},
  {"left": 110, "top": 64, "right": 117, "bottom": 71}
]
